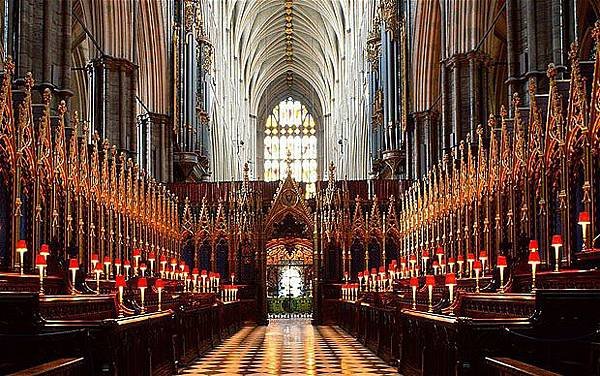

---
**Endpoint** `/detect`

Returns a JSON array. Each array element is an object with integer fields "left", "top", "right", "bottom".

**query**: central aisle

[{"left": 182, "top": 319, "right": 399, "bottom": 375}]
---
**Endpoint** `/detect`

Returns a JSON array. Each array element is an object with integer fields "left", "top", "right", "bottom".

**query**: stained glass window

[{"left": 264, "top": 97, "right": 317, "bottom": 197}]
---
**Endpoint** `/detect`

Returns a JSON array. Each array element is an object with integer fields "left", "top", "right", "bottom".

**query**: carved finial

[
  {"left": 4, "top": 56, "right": 14, "bottom": 74},
  {"left": 512, "top": 92, "right": 521, "bottom": 108},
  {"left": 24, "top": 72, "right": 34, "bottom": 91},
  {"left": 500, "top": 105, "right": 507, "bottom": 119},
  {"left": 58, "top": 100, "right": 67, "bottom": 116},
  {"left": 42, "top": 88, "right": 52, "bottom": 105},
  {"left": 102, "top": 138, "right": 109, "bottom": 151},
  {"left": 476, "top": 123, "right": 483, "bottom": 136},
  {"left": 547, "top": 63, "right": 557, "bottom": 79},
  {"left": 92, "top": 131, "right": 99, "bottom": 143},
  {"left": 593, "top": 20, "right": 600, "bottom": 43},
  {"left": 528, "top": 78, "right": 537, "bottom": 96},
  {"left": 568, "top": 41, "right": 579, "bottom": 65},
  {"left": 487, "top": 113, "right": 496, "bottom": 129}
]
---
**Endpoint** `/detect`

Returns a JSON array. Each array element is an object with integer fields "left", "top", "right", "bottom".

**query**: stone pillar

[
  {"left": 88, "top": 56, "right": 137, "bottom": 158},
  {"left": 7, "top": 0, "right": 72, "bottom": 96}
]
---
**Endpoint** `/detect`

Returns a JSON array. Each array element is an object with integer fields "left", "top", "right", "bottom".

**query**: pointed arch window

[{"left": 264, "top": 97, "right": 317, "bottom": 197}]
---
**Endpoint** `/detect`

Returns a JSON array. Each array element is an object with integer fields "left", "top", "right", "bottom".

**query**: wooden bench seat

[
  {"left": 7, "top": 357, "right": 85, "bottom": 376},
  {"left": 485, "top": 357, "right": 562, "bottom": 376}
]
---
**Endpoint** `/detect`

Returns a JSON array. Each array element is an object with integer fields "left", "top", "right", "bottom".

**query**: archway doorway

[
  {"left": 262, "top": 167, "right": 316, "bottom": 321},
  {"left": 266, "top": 237, "right": 313, "bottom": 318}
]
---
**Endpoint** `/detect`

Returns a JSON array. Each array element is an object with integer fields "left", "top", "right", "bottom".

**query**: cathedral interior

[{"left": 1, "top": 0, "right": 600, "bottom": 375}]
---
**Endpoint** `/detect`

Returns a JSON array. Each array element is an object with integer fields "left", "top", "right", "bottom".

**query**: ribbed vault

[{"left": 231, "top": 0, "right": 345, "bottom": 116}]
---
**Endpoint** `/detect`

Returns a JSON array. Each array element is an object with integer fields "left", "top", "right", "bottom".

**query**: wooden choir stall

[
  {"left": 0, "top": 60, "right": 256, "bottom": 375},
  {"left": 319, "top": 28, "right": 600, "bottom": 376}
]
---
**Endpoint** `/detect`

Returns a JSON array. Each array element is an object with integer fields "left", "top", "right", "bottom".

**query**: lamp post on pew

[
  {"left": 473, "top": 261, "right": 482, "bottom": 293},
  {"left": 40, "top": 244, "right": 50, "bottom": 277},
  {"left": 551, "top": 235, "right": 562, "bottom": 272},
  {"left": 115, "top": 258, "right": 122, "bottom": 276},
  {"left": 426, "top": 275, "right": 435, "bottom": 312},
  {"left": 138, "top": 277, "right": 147, "bottom": 313},
  {"left": 103, "top": 256, "right": 111, "bottom": 280},
  {"left": 156, "top": 278, "right": 165, "bottom": 311},
  {"left": 445, "top": 273, "right": 456, "bottom": 310},
  {"left": 527, "top": 240, "right": 541, "bottom": 293},
  {"left": 36, "top": 254, "right": 46, "bottom": 295},
  {"left": 410, "top": 276, "right": 418, "bottom": 309},
  {"left": 148, "top": 251, "right": 156, "bottom": 276},
  {"left": 578, "top": 212, "right": 590, "bottom": 251},
  {"left": 497, "top": 256, "right": 507, "bottom": 293},
  {"left": 124, "top": 259, "right": 131, "bottom": 279},
  {"left": 16, "top": 240, "right": 28, "bottom": 275},
  {"left": 69, "top": 258, "right": 79, "bottom": 295},
  {"left": 115, "top": 275, "right": 126, "bottom": 317}
]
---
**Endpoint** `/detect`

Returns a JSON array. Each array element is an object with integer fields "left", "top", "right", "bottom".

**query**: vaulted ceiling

[{"left": 229, "top": 0, "right": 347, "bottom": 117}]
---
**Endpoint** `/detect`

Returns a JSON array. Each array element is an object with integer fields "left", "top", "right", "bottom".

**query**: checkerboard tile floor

[{"left": 181, "top": 319, "right": 399, "bottom": 375}]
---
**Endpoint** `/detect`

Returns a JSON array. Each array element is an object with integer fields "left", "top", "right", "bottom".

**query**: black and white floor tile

[{"left": 181, "top": 318, "right": 399, "bottom": 375}]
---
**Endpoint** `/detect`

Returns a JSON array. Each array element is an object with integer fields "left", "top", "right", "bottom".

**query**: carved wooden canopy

[{"left": 264, "top": 171, "right": 313, "bottom": 239}]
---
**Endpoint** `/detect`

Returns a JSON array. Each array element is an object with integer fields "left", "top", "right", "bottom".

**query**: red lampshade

[
  {"left": 579, "top": 211, "right": 591, "bottom": 224},
  {"left": 103, "top": 256, "right": 111, "bottom": 265},
  {"left": 425, "top": 275, "right": 435, "bottom": 286},
  {"left": 160, "top": 255, "right": 167, "bottom": 263},
  {"left": 445, "top": 273, "right": 456, "bottom": 286},
  {"left": 448, "top": 257, "right": 456, "bottom": 265},
  {"left": 467, "top": 253, "right": 475, "bottom": 261},
  {"left": 473, "top": 260, "right": 482, "bottom": 271},
  {"left": 39, "top": 244, "right": 50, "bottom": 256},
  {"left": 209, "top": 272, "right": 214, "bottom": 278},
  {"left": 215, "top": 273, "right": 220, "bottom": 279},
  {"left": 422, "top": 250, "right": 430, "bottom": 258},
  {"left": 91, "top": 253, "right": 99, "bottom": 262},
  {"left": 114, "top": 258, "right": 122, "bottom": 266},
  {"left": 170, "top": 258, "right": 177, "bottom": 266},
  {"left": 371, "top": 268, "right": 377, "bottom": 275},
  {"left": 155, "top": 279, "right": 165, "bottom": 288},
  {"left": 358, "top": 271, "right": 364, "bottom": 278},
  {"left": 529, "top": 239, "right": 539, "bottom": 250},
  {"left": 409, "top": 254, "right": 417, "bottom": 262},
  {"left": 124, "top": 259, "right": 131, "bottom": 266},
  {"left": 479, "top": 250, "right": 488, "bottom": 259},
  {"left": 410, "top": 277, "right": 419, "bottom": 287},
  {"left": 378, "top": 266, "right": 385, "bottom": 273},
  {"left": 139, "top": 262, "right": 147, "bottom": 270},
  {"left": 115, "top": 275, "right": 127, "bottom": 288},
  {"left": 69, "top": 258, "right": 79, "bottom": 270},
  {"left": 36, "top": 254, "right": 46, "bottom": 266},
  {"left": 133, "top": 249, "right": 141, "bottom": 257},
  {"left": 551, "top": 235, "right": 563, "bottom": 246},
  {"left": 148, "top": 252, "right": 156, "bottom": 261},
  {"left": 497, "top": 255, "right": 507, "bottom": 267},
  {"left": 192, "top": 268, "right": 199, "bottom": 276},
  {"left": 436, "top": 246, "right": 444, "bottom": 255},
  {"left": 400, "top": 256, "right": 407, "bottom": 264},
  {"left": 432, "top": 260, "right": 439, "bottom": 267},
  {"left": 391, "top": 260, "right": 397, "bottom": 266},
  {"left": 528, "top": 251, "right": 541, "bottom": 264},
  {"left": 138, "top": 277, "right": 147, "bottom": 288},
  {"left": 94, "top": 263, "right": 103, "bottom": 272},
  {"left": 179, "top": 260, "right": 186, "bottom": 267},
  {"left": 16, "top": 240, "right": 27, "bottom": 252},
  {"left": 201, "top": 269, "right": 208, "bottom": 276},
  {"left": 364, "top": 269, "right": 370, "bottom": 276},
  {"left": 457, "top": 255, "right": 464, "bottom": 262},
  {"left": 183, "top": 265, "right": 190, "bottom": 273}
]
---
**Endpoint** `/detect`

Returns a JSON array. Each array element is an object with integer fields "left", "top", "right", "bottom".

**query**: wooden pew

[
  {"left": 7, "top": 357, "right": 86, "bottom": 376},
  {"left": 485, "top": 357, "right": 561, "bottom": 376}
]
